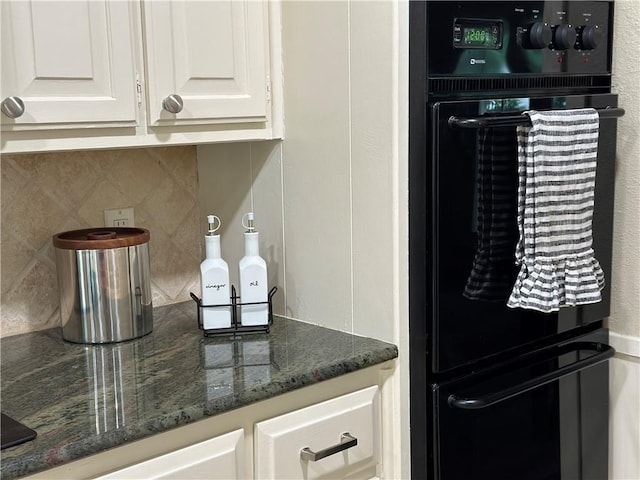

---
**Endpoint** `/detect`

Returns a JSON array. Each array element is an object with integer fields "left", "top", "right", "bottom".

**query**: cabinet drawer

[
  {"left": 255, "top": 386, "right": 380, "bottom": 479},
  {"left": 94, "top": 429, "right": 245, "bottom": 480}
]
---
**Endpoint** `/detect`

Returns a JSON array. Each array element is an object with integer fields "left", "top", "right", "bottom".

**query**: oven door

[
  {"left": 429, "top": 93, "right": 619, "bottom": 373},
  {"left": 432, "top": 329, "right": 613, "bottom": 480}
]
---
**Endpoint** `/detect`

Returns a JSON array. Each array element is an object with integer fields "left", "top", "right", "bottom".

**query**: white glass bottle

[
  {"left": 239, "top": 212, "right": 269, "bottom": 326},
  {"left": 200, "top": 215, "right": 231, "bottom": 329}
]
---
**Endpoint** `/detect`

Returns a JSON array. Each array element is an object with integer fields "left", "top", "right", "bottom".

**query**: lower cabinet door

[
  {"left": 94, "top": 429, "right": 245, "bottom": 480},
  {"left": 254, "top": 386, "right": 380, "bottom": 480}
]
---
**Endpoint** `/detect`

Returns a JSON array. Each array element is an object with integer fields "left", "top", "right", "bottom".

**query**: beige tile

[
  {"left": 53, "top": 216, "right": 92, "bottom": 237},
  {"left": 1, "top": 159, "right": 29, "bottom": 206},
  {"left": 105, "top": 148, "right": 168, "bottom": 206},
  {"left": 43, "top": 241, "right": 58, "bottom": 268},
  {"left": 150, "top": 235, "right": 199, "bottom": 301},
  {"left": 77, "top": 178, "right": 130, "bottom": 227},
  {"left": 4, "top": 259, "right": 60, "bottom": 332},
  {"left": 1, "top": 146, "right": 200, "bottom": 337},
  {"left": 132, "top": 205, "right": 154, "bottom": 230},
  {"left": 180, "top": 275, "right": 201, "bottom": 301},
  {"left": 0, "top": 303, "right": 32, "bottom": 337},
  {"left": 0, "top": 230, "right": 35, "bottom": 295},
  {"left": 143, "top": 176, "right": 195, "bottom": 237},
  {"left": 2, "top": 182, "right": 68, "bottom": 251},
  {"left": 13, "top": 150, "right": 101, "bottom": 211},
  {"left": 171, "top": 204, "right": 202, "bottom": 264},
  {"left": 152, "top": 146, "right": 199, "bottom": 192},
  {"left": 88, "top": 148, "right": 117, "bottom": 174}
]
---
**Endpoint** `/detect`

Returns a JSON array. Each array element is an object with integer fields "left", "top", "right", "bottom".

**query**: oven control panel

[{"left": 427, "top": 1, "right": 612, "bottom": 76}]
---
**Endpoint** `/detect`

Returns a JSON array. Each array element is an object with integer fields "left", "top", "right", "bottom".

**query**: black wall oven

[{"left": 409, "top": 2, "right": 624, "bottom": 479}]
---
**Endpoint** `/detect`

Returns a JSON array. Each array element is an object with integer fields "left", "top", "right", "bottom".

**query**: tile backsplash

[{"left": 1, "top": 146, "right": 200, "bottom": 337}]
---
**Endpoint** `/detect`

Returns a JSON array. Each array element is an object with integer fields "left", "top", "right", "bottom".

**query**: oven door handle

[
  {"left": 448, "top": 107, "right": 625, "bottom": 129},
  {"left": 447, "top": 342, "right": 615, "bottom": 410}
]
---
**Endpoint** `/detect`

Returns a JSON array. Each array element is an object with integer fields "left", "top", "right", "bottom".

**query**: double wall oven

[{"left": 409, "top": 2, "right": 624, "bottom": 479}]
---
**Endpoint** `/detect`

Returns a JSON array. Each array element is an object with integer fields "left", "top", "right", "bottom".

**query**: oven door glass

[
  {"left": 430, "top": 93, "right": 617, "bottom": 373},
  {"left": 432, "top": 330, "right": 611, "bottom": 480}
]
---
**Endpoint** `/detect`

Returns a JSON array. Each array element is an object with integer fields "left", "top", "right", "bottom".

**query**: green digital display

[
  {"left": 464, "top": 27, "right": 498, "bottom": 47},
  {"left": 454, "top": 19, "right": 503, "bottom": 49}
]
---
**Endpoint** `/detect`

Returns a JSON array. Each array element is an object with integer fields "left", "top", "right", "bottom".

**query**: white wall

[
  {"left": 609, "top": 1, "right": 640, "bottom": 478},
  {"left": 197, "top": 1, "right": 637, "bottom": 478},
  {"left": 609, "top": 0, "right": 640, "bottom": 348},
  {"left": 197, "top": 2, "right": 409, "bottom": 477},
  {"left": 610, "top": 354, "right": 640, "bottom": 480},
  {"left": 197, "top": 141, "right": 286, "bottom": 315},
  {"left": 279, "top": 0, "right": 400, "bottom": 342},
  {"left": 198, "top": 2, "right": 402, "bottom": 344}
]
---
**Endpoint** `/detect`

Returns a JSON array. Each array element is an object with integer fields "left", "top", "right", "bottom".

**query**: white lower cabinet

[
  {"left": 22, "top": 366, "right": 392, "bottom": 480},
  {"left": 94, "top": 429, "right": 245, "bottom": 480},
  {"left": 254, "top": 386, "right": 380, "bottom": 480}
]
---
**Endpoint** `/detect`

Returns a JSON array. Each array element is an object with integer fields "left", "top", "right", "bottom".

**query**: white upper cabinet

[
  {"left": 143, "top": 1, "right": 267, "bottom": 126},
  {"left": 0, "top": 0, "right": 281, "bottom": 153},
  {"left": 1, "top": 0, "right": 138, "bottom": 130}
]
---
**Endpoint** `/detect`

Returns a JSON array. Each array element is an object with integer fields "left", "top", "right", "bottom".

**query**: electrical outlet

[{"left": 104, "top": 207, "right": 135, "bottom": 227}]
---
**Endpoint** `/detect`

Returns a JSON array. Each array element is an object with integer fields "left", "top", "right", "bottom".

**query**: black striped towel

[
  {"left": 464, "top": 127, "right": 519, "bottom": 302},
  {"left": 507, "top": 108, "right": 604, "bottom": 313}
]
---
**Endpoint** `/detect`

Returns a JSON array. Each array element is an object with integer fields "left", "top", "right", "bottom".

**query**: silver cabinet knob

[
  {"left": 162, "top": 94, "right": 183, "bottom": 114},
  {"left": 1, "top": 96, "right": 25, "bottom": 118}
]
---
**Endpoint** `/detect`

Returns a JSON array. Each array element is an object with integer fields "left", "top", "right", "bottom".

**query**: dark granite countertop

[{"left": 0, "top": 301, "right": 397, "bottom": 480}]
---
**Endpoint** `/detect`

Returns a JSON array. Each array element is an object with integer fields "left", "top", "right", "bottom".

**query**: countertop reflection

[{"left": 0, "top": 301, "right": 397, "bottom": 480}]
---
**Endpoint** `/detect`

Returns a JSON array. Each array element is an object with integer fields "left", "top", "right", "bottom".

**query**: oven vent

[{"left": 428, "top": 75, "right": 611, "bottom": 94}]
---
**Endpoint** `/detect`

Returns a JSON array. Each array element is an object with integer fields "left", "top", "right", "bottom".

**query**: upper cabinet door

[
  {"left": 143, "top": 0, "right": 268, "bottom": 126},
  {"left": 0, "top": 0, "right": 138, "bottom": 130}
]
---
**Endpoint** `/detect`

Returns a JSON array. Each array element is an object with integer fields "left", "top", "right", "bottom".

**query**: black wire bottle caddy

[{"left": 190, "top": 285, "right": 278, "bottom": 336}]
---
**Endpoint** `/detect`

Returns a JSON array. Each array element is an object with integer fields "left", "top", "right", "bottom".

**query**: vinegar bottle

[
  {"left": 200, "top": 215, "right": 231, "bottom": 329},
  {"left": 238, "top": 212, "right": 269, "bottom": 326}
]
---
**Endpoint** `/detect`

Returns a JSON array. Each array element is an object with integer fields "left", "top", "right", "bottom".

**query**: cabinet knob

[
  {"left": 162, "top": 94, "right": 184, "bottom": 114},
  {"left": 1, "top": 96, "right": 25, "bottom": 119}
]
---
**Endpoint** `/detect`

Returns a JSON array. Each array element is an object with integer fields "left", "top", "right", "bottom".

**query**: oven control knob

[
  {"left": 576, "top": 25, "right": 599, "bottom": 50},
  {"left": 525, "top": 22, "right": 552, "bottom": 49},
  {"left": 551, "top": 24, "right": 575, "bottom": 50}
]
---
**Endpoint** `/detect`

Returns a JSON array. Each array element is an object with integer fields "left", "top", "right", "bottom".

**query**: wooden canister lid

[{"left": 52, "top": 227, "right": 150, "bottom": 250}]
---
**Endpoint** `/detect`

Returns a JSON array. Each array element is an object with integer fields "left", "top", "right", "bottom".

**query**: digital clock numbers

[
  {"left": 454, "top": 19, "right": 503, "bottom": 49},
  {"left": 464, "top": 27, "right": 497, "bottom": 46}
]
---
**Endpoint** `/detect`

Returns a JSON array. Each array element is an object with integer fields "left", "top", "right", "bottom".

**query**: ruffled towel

[
  {"left": 507, "top": 108, "right": 604, "bottom": 313},
  {"left": 464, "top": 127, "right": 519, "bottom": 302}
]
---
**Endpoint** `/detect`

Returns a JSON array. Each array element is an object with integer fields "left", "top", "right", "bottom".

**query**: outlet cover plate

[{"left": 104, "top": 207, "right": 135, "bottom": 227}]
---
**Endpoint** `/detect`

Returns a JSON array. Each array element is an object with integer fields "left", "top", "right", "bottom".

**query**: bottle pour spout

[
  {"left": 207, "top": 215, "right": 221, "bottom": 236},
  {"left": 242, "top": 212, "right": 255, "bottom": 233}
]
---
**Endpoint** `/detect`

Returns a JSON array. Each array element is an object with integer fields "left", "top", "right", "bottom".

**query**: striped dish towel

[
  {"left": 507, "top": 108, "right": 604, "bottom": 313},
  {"left": 464, "top": 127, "right": 519, "bottom": 302}
]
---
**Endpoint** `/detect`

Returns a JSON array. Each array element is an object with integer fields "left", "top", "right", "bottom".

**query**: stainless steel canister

[{"left": 53, "top": 228, "right": 153, "bottom": 344}]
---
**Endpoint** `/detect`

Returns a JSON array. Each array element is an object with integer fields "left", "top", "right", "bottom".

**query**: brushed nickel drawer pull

[{"left": 300, "top": 432, "right": 358, "bottom": 462}]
